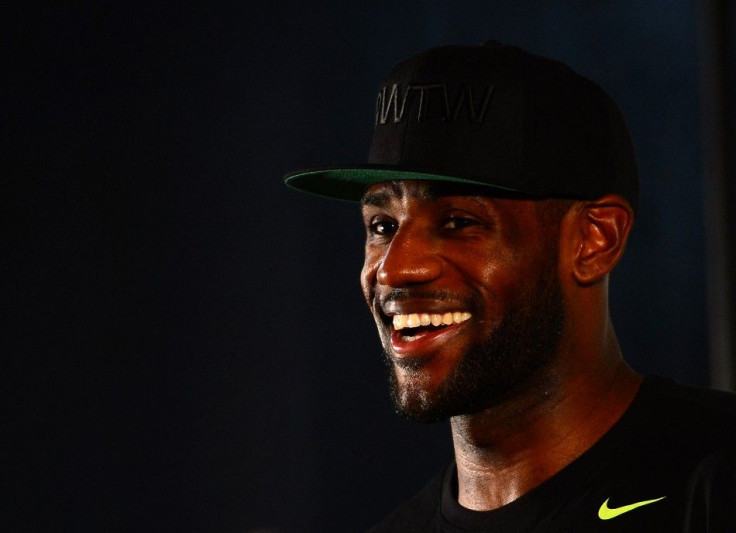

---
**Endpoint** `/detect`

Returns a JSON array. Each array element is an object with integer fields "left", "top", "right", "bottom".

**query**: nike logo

[{"left": 598, "top": 496, "right": 666, "bottom": 520}]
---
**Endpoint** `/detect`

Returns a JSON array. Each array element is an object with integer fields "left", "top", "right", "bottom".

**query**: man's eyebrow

[
  {"left": 361, "top": 190, "right": 390, "bottom": 207},
  {"left": 361, "top": 182, "right": 405, "bottom": 207}
]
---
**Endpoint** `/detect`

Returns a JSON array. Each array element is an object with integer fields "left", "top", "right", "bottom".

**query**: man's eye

[
  {"left": 369, "top": 220, "right": 397, "bottom": 236},
  {"left": 443, "top": 216, "right": 476, "bottom": 230}
]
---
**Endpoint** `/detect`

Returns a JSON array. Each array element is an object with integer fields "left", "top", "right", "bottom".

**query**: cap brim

[{"left": 283, "top": 165, "right": 525, "bottom": 202}]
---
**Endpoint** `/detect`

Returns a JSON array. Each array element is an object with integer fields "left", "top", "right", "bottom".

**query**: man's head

[
  {"left": 285, "top": 42, "right": 637, "bottom": 422},
  {"left": 360, "top": 181, "right": 572, "bottom": 422}
]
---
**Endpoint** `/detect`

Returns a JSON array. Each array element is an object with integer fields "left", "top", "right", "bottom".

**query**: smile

[{"left": 387, "top": 311, "right": 472, "bottom": 358}]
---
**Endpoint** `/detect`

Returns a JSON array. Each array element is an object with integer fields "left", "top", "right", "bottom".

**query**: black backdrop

[{"left": 5, "top": 1, "right": 715, "bottom": 531}]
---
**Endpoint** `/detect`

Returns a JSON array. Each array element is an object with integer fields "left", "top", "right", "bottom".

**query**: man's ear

[{"left": 565, "top": 195, "right": 634, "bottom": 286}]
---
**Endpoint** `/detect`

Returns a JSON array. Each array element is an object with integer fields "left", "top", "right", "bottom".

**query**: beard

[{"left": 383, "top": 251, "right": 566, "bottom": 424}]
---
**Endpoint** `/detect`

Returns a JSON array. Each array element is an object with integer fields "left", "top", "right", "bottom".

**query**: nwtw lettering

[{"left": 375, "top": 84, "right": 495, "bottom": 125}]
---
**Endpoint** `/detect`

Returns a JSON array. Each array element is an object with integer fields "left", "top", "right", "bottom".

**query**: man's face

[{"left": 360, "top": 180, "right": 566, "bottom": 423}]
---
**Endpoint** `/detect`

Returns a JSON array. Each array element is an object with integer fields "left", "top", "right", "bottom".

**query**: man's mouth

[{"left": 387, "top": 311, "right": 472, "bottom": 357}]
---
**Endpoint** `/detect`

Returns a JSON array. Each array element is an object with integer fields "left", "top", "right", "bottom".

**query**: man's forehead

[
  {"left": 361, "top": 181, "right": 436, "bottom": 207},
  {"left": 360, "top": 180, "right": 536, "bottom": 208}
]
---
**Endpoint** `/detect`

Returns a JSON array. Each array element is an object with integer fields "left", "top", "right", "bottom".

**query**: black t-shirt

[{"left": 369, "top": 376, "right": 736, "bottom": 532}]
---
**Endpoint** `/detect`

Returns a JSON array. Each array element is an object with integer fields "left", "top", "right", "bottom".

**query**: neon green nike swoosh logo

[{"left": 598, "top": 496, "right": 666, "bottom": 520}]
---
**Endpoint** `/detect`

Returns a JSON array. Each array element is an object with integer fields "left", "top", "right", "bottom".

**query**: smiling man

[
  {"left": 360, "top": 182, "right": 574, "bottom": 426},
  {"left": 285, "top": 43, "right": 736, "bottom": 532}
]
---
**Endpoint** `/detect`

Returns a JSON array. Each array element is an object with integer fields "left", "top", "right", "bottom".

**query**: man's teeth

[{"left": 393, "top": 312, "right": 471, "bottom": 330}]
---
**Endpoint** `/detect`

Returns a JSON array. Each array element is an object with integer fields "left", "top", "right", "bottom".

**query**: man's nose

[{"left": 376, "top": 226, "right": 442, "bottom": 287}]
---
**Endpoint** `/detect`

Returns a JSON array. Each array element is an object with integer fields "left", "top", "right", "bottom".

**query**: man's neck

[{"left": 449, "top": 356, "right": 642, "bottom": 511}]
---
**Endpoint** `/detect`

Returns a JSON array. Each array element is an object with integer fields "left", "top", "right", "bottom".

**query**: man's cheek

[{"left": 360, "top": 258, "right": 379, "bottom": 305}]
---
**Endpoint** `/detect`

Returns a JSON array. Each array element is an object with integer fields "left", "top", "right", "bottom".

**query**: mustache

[{"left": 377, "top": 288, "right": 471, "bottom": 308}]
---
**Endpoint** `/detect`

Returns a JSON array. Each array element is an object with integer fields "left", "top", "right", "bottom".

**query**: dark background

[{"left": 4, "top": 1, "right": 733, "bottom": 531}]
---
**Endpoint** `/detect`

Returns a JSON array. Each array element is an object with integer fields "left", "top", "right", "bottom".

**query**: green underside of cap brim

[{"left": 284, "top": 167, "right": 526, "bottom": 202}]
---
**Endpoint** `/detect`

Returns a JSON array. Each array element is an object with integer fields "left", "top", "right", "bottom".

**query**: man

[{"left": 285, "top": 42, "right": 736, "bottom": 531}]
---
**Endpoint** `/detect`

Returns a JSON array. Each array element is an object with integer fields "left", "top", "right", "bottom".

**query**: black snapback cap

[{"left": 284, "top": 41, "right": 639, "bottom": 211}]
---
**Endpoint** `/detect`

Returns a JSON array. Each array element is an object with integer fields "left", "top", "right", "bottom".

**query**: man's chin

[
  {"left": 388, "top": 369, "right": 455, "bottom": 424},
  {"left": 393, "top": 398, "right": 452, "bottom": 424}
]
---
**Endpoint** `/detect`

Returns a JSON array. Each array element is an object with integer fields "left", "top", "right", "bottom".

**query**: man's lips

[
  {"left": 389, "top": 319, "right": 470, "bottom": 358},
  {"left": 384, "top": 310, "right": 472, "bottom": 358},
  {"left": 375, "top": 294, "right": 474, "bottom": 358}
]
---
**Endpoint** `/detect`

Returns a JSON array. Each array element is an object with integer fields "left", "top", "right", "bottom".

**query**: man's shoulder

[
  {"left": 367, "top": 466, "right": 446, "bottom": 533},
  {"left": 629, "top": 376, "right": 736, "bottom": 476},
  {"left": 652, "top": 375, "right": 736, "bottom": 406},
  {"left": 642, "top": 376, "right": 736, "bottom": 437}
]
